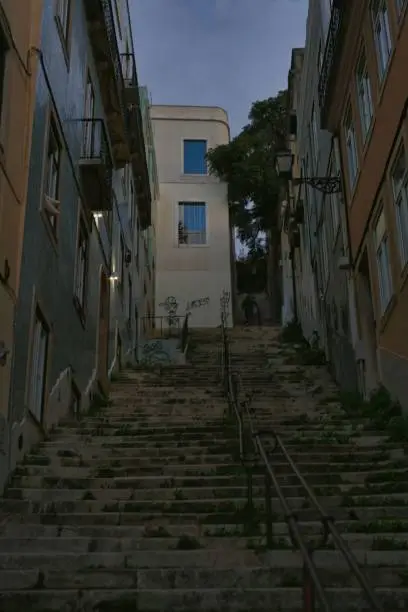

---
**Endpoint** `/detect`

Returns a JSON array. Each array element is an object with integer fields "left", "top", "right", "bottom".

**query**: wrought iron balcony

[
  {"left": 83, "top": 0, "right": 130, "bottom": 167},
  {"left": 121, "top": 53, "right": 139, "bottom": 104},
  {"left": 79, "top": 119, "right": 113, "bottom": 211},
  {"left": 83, "top": 0, "right": 152, "bottom": 227},
  {"left": 127, "top": 102, "right": 152, "bottom": 230},
  {"left": 318, "top": 0, "right": 348, "bottom": 128}
]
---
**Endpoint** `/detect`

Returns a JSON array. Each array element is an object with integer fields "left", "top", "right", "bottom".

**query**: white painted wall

[{"left": 151, "top": 105, "right": 233, "bottom": 328}]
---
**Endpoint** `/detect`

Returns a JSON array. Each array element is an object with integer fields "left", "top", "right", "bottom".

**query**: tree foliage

[{"left": 206, "top": 90, "right": 288, "bottom": 247}]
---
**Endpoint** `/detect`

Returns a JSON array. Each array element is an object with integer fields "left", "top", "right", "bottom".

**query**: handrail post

[
  {"left": 264, "top": 471, "right": 273, "bottom": 548},
  {"left": 303, "top": 553, "right": 316, "bottom": 612}
]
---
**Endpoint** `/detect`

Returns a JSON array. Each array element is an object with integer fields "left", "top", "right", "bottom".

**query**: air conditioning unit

[
  {"left": 338, "top": 256, "right": 352, "bottom": 270},
  {"left": 43, "top": 195, "right": 61, "bottom": 217}
]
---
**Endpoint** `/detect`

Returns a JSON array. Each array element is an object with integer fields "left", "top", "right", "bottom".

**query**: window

[
  {"left": 178, "top": 202, "right": 207, "bottom": 245},
  {"left": 395, "top": 0, "right": 407, "bottom": 16},
  {"left": 391, "top": 145, "right": 408, "bottom": 265},
  {"left": 344, "top": 106, "right": 359, "bottom": 188},
  {"left": 83, "top": 75, "right": 95, "bottom": 157},
  {"left": 74, "top": 218, "right": 89, "bottom": 311},
  {"left": 371, "top": 0, "right": 392, "bottom": 79},
  {"left": 28, "top": 309, "right": 49, "bottom": 423},
  {"left": 374, "top": 209, "right": 393, "bottom": 313},
  {"left": 43, "top": 117, "right": 62, "bottom": 233},
  {"left": 183, "top": 140, "right": 207, "bottom": 175},
  {"left": 56, "top": 0, "right": 71, "bottom": 41},
  {"left": 356, "top": 50, "right": 373, "bottom": 140},
  {"left": 311, "top": 104, "right": 319, "bottom": 168}
]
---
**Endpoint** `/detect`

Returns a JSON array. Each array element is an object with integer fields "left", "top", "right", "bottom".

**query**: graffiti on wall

[
  {"left": 186, "top": 296, "right": 210, "bottom": 314},
  {"left": 140, "top": 340, "right": 171, "bottom": 365},
  {"left": 159, "top": 296, "right": 179, "bottom": 327}
]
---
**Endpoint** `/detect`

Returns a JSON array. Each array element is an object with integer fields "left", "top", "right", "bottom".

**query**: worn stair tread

[{"left": 0, "top": 586, "right": 405, "bottom": 612}]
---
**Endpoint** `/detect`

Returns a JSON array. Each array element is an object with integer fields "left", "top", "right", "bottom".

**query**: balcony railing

[
  {"left": 318, "top": 1, "right": 347, "bottom": 128},
  {"left": 121, "top": 53, "right": 139, "bottom": 103},
  {"left": 84, "top": 1, "right": 152, "bottom": 226},
  {"left": 83, "top": 0, "right": 129, "bottom": 166},
  {"left": 79, "top": 119, "right": 113, "bottom": 211}
]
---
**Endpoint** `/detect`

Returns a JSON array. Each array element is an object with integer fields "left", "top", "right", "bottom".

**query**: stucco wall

[
  {"left": 294, "top": 0, "right": 358, "bottom": 390},
  {"left": 151, "top": 106, "right": 233, "bottom": 328}
]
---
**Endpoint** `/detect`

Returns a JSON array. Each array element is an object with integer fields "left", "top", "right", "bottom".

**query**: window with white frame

[
  {"left": 391, "top": 144, "right": 408, "bottom": 266},
  {"left": 43, "top": 117, "right": 62, "bottom": 233},
  {"left": 344, "top": 105, "right": 359, "bottom": 188},
  {"left": 371, "top": 0, "right": 392, "bottom": 79},
  {"left": 178, "top": 202, "right": 207, "bottom": 245},
  {"left": 28, "top": 309, "right": 49, "bottom": 423},
  {"left": 374, "top": 209, "right": 393, "bottom": 313},
  {"left": 74, "top": 218, "right": 88, "bottom": 311},
  {"left": 56, "top": 0, "right": 71, "bottom": 41},
  {"left": 356, "top": 49, "right": 374, "bottom": 140}
]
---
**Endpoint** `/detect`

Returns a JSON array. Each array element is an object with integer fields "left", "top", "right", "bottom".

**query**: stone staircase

[{"left": 0, "top": 326, "right": 407, "bottom": 610}]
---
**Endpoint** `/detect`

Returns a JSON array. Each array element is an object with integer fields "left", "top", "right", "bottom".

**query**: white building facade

[{"left": 151, "top": 105, "right": 233, "bottom": 328}]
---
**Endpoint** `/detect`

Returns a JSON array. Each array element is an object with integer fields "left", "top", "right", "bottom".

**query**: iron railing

[
  {"left": 121, "top": 52, "right": 138, "bottom": 90},
  {"left": 219, "top": 310, "right": 383, "bottom": 612},
  {"left": 180, "top": 312, "right": 190, "bottom": 353},
  {"left": 318, "top": 1, "right": 347, "bottom": 126},
  {"left": 79, "top": 119, "right": 112, "bottom": 164},
  {"left": 141, "top": 315, "right": 183, "bottom": 338}
]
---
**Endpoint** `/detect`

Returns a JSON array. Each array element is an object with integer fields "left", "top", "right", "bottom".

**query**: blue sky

[{"left": 130, "top": 0, "right": 308, "bottom": 137}]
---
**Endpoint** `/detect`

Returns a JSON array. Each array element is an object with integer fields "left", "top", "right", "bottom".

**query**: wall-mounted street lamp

[{"left": 275, "top": 149, "right": 341, "bottom": 195}]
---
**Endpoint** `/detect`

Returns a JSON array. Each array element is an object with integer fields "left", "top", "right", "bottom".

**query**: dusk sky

[{"left": 130, "top": 0, "right": 308, "bottom": 137}]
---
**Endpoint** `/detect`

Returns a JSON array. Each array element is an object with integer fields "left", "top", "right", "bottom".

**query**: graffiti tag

[{"left": 186, "top": 296, "right": 210, "bottom": 312}]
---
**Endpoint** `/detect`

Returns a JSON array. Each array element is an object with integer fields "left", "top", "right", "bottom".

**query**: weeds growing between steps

[{"left": 280, "top": 319, "right": 408, "bottom": 443}]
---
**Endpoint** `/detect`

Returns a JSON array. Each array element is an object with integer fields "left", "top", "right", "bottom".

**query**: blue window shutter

[{"left": 183, "top": 140, "right": 207, "bottom": 174}]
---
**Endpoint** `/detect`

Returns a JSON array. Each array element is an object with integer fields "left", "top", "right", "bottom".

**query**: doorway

[
  {"left": 97, "top": 269, "right": 109, "bottom": 394},
  {"left": 357, "top": 250, "right": 379, "bottom": 395},
  {"left": 116, "top": 332, "right": 122, "bottom": 371}
]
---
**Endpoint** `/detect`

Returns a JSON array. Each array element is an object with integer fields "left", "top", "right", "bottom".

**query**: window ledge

[{"left": 177, "top": 244, "right": 209, "bottom": 249}]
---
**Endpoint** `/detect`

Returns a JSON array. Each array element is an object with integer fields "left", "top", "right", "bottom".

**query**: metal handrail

[{"left": 219, "top": 317, "right": 384, "bottom": 612}]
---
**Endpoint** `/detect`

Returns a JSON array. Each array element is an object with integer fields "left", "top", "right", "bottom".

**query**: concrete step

[
  {"left": 0, "top": 586, "right": 405, "bottom": 611},
  {"left": 11, "top": 467, "right": 408, "bottom": 490},
  {"left": 2, "top": 499, "right": 408, "bottom": 524},
  {"left": 0, "top": 560, "right": 407, "bottom": 591},
  {"left": 3, "top": 518, "right": 408, "bottom": 541},
  {"left": 15, "top": 458, "right": 408, "bottom": 479}
]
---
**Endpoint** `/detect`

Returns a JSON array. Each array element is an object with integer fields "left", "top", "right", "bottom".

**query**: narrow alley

[{"left": 0, "top": 326, "right": 406, "bottom": 611}]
